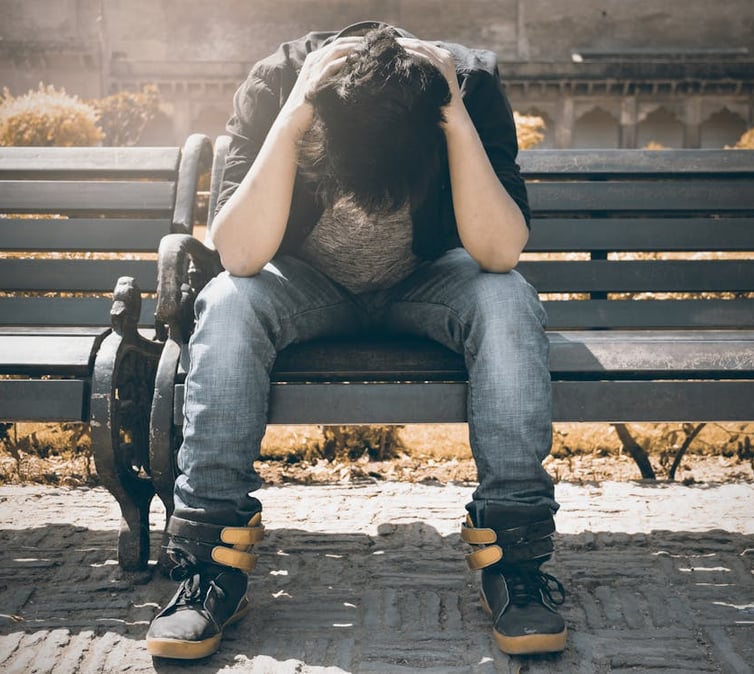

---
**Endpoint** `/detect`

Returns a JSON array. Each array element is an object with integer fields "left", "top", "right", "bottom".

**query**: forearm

[
  {"left": 444, "top": 106, "right": 528, "bottom": 272},
  {"left": 210, "top": 117, "right": 302, "bottom": 276},
  {"left": 211, "top": 37, "right": 361, "bottom": 277}
]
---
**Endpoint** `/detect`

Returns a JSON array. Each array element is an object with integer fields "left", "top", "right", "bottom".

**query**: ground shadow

[{"left": 0, "top": 522, "right": 752, "bottom": 672}]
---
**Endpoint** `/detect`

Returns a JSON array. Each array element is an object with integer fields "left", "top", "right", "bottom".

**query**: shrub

[
  {"left": 92, "top": 85, "right": 160, "bottom": 146},
  {"left": 732, "top": 127, "right": 754, "bottom": 149},
  {"left": 514, "top": 112, "right": 546, "bottom": 149},
  {"left": 0, "top": 84, "right": 104, "bottom": 146},
  {"left": 320, "top": 425, "right": 404, "bottom": 461}
]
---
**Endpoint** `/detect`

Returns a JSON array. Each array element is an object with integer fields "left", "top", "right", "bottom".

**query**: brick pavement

[{"left": 0, "top": 480, "right": 752, "bottom": 673}]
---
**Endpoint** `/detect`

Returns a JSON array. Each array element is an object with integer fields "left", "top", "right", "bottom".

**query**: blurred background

[{"left": 1, "top": 0, "right": 753, "bottom": 149}]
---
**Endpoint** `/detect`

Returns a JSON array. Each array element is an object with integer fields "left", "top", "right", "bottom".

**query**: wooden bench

[
  {"left": 0, "top": 135, "right": 212, "bottom": 566},
  {"left": 113, "top": 137, "right": 754, "bottom": 571}
]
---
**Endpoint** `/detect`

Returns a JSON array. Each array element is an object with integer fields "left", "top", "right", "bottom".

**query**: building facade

[{"left": 1, "top": 0, "right": 752, "bottom": 148}]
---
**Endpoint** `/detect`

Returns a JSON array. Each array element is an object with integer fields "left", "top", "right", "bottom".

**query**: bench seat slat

[
  {"left": 528, "top": 180, "right": 754, "bottom": 212},
  {"left": 0, "top": 146, "right": 180, "bottom": 177},
  {"left": 253, "top": 330, "right": 754, "bottom": 382},
  {"left": 1, "top": 259, "right": 158, "bottom": 292},
  {"left": 0, "top": 218, "right": 173, "bottom": 252},
  {"left": 0, "top": 181, "right": 176, "bottom": 214},
  {"left": 0, "top": 296, "right": 157, "bottom": 327},
  {"left": 525, "top": 217, "right": 754, "bottom": 252},
  {"left": 0, "top": 379, "right": 87, "bottom": 421},
  {"left": 517, "top": 259, "right": 754, "bottom": 293},
  {"left": 0, "top": 333, "right": 105, "bottom": 376}
]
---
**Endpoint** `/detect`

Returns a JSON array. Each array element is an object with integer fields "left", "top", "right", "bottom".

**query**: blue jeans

[{"left": 174, "top": 248, "right": 555, "bottom": 522}]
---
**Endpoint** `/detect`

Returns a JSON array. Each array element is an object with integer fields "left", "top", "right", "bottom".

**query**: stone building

[{"left": 1, "top": 0, "right": 752, "bottom": 148}]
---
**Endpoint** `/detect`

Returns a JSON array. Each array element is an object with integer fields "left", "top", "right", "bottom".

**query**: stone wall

[{"left": 1, "top": 0, "right": 752, "bottom": 146}]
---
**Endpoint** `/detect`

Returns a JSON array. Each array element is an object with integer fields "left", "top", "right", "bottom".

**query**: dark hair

[{"left": 300, "top": 28, "right": 451, "bottom": 212}]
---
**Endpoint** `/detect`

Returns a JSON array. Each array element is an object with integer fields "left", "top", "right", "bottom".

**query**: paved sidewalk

[{"left": 0, "top": 480, "right": 753, "bottom": 673}]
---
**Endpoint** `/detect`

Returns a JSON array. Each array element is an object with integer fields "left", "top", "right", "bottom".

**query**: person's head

[{"left": 300, "top": 27, "right": 451, "bottom": 212}]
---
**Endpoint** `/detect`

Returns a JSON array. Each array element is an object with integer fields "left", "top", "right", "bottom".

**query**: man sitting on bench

[{"left": 146, "top": 20, "right": 566, "bottom": 660}]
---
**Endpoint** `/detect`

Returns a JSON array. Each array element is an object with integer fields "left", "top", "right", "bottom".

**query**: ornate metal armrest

[{"left": 155, "top": 233, "right": 223, "bottom": 343}]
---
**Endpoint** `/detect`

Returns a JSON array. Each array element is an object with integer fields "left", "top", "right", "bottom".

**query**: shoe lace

[
  {"left": 506, "top": 566, "right": 566, "bottom": 608},
  {"left": 168, "top": 549, "right": 222, "bottom": 608}
]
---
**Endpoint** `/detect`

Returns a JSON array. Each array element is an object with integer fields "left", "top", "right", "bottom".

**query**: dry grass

[{"left": 3, "top": 421, "right": 752, "bottom": 488}]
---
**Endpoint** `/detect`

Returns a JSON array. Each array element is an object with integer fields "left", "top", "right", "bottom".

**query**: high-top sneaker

[
  {"left": 462, "top": 503, "right": 566, "bottom": 655},
  {"left": 146, "top": 510, "right": 264, "bottom": 659}
]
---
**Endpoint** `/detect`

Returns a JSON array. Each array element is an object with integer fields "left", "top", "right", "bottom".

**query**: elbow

[
  {"left": 478, "top": 251, "right": 520, "bottom": 274},
  {"left": 217, "top": 249, "right": 262, "bottom": 277}
]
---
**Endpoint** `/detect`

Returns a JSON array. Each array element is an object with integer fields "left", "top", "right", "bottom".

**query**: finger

[{"left": 320, "top": 54, "right": 350, "bottom": 79}]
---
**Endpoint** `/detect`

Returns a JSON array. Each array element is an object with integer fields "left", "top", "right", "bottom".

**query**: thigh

[
  {"left": 382, "top": 247, "right": 546, "bottom": 352},
  {"left": 196, "top": 254, "right": 367, "bottom": 350}
]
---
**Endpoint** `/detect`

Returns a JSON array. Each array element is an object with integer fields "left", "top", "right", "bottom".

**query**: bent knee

[{"left": 195, "top": 271, "right": 277, "bottom": 321}]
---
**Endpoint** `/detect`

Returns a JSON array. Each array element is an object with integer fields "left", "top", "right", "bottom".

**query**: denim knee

[
  {"left": 463, "top": 271, "right": 547, "bottom": 340},
  {"left": 196, "top": 272, "right": 278, "bottom": 328}
]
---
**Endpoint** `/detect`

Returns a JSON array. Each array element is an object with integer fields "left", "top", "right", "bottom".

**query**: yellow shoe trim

[
  {"left": 146, "top": 600, "right": 250, "bottom": 660},
  {"left": 211, "top": 546, "right": 258, "bottom": 572},
  {"left": 461, "top": 525, "right": 497, "bottom": 545},
  {"left": 492, "top": 627, "right": 567, "bottom": 655},
  {"left": 220, "top": 525, "right": 265, "bottom": 546},
  {"left": 466, "top": 545, "right": 503, "bottom": 570}
]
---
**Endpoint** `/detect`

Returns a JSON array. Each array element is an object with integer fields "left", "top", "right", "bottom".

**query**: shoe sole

[
  {"left": 146, "top": 598, "right": 251, "bottom": 660},
  {"left": 480, "top": 592, "right": 567, "bottom": 655}
]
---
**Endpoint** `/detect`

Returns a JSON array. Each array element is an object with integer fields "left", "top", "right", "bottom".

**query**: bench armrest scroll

[
  {"left": 156, "top": 233, "right": 223, "bottom": 343},
  {"left": 172, "top": 133, "right": 213, "bottom": 234}
]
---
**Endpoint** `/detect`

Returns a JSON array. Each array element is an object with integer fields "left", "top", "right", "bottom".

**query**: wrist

[{"left": 276, "top": 100, "right": 314, "bottom": 141}]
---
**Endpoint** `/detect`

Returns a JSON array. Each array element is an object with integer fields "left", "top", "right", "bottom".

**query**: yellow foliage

[
  {"left": 92, "top": 85, "right": 160, "bottom": 146},
  {"left": 0, "top": 84, "right": 104, "bottom": 146},
  {"left": 732, "top": 127, "right": 754, "bottom": 149},
  {"left": 514, "top": 112, "right": 546, "bottom": 149}
]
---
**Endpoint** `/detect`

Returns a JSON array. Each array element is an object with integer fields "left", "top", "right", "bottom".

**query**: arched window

[
  {"left": 572, "top": 107, "right": 619, "bottom": 148},
  {"left": 637, "top": 107, "right": 683, "bottom": 149},
  {"left": 701, "top": 107, "right": 747, "bottom": 148}
]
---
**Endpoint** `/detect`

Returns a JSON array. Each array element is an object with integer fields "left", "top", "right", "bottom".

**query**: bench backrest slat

[
  {"left": 0, "top": 296, "right": 158, "bottom": 327},
  {"left": 512, "top": 148, "right": 754, "bottom": 331},
  {"left": 526, "top": 217, "right": 754, "bottom": 252},
  {"left": 518, "top": 260, "right": 754, "bottom": 293},
  {"left": 543, "top": 299, "right": 753, "bottom": 329},
  {"left": 0, "top": 218, "right": 172, "bottom": 252},
  {"left": 1, "top": 136, "right": 211, "bottom": 330},
  {"left": 0, "top": 146, "right": 181, "bottom": 177},
  {"left": 1, "top": 259, "right": 158, "bottom": 292},
  {"left": 527, "top": 179, "right": 754, "bottom": 213},
  {"left": 0, "top": 181, "right": 176, "bottom": 214},
  {"left": 518, "top": 149, "right": 754, "bottom": 175}
]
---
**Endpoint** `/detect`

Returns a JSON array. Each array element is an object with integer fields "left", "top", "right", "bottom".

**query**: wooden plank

[
  {"left": 0, "top": 181, "right": 175, "bottom": 214},
  {"left": 525, "top": 217, "right": 754, "bottom": 252},
  {"left": 527, "top": 180, "right": 754, "bottom": 213},
  {"left": 0, "top": 334, "right": 104, "bottom": 376},
  {"left": 0, "top": 296, "right": 157, "bottom": 328},
  {"left": 272, "top": 337, "right": 466, "bottom": 381},
  {"left": 551, "top": 381, "right": 754, "bottom": 422},
  {"left": 269, "top": 331, "right": 754, "bottom": 382},
  {"left": 543, "top": 299, "right": 754, "bottom": 329},
  {"left": 517, "top": 260, "right": 754, "bottom": 293},
  {"left": 0, "top": 259, "right": 158, "bottom": 292},
  {"left": 172, "top": 379, "right": 754, "bottom": 425},
  {"left": 0, "top": 218, "right": 172, "bottom": 252},
  {"left": 519, "top": 149, "right": 754, "bottom": 177},
  {"left": 172, "top": 330, "right": 754, "bottom": 384},
  {"left": 0, "top": 379, "right": 87, "bottom": 421},
  {"left": 548, "top": 330, "right": 754, "bottom": 377},
  {"left": 0, "top": 146, "right": 180, "bottom": 178}
]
